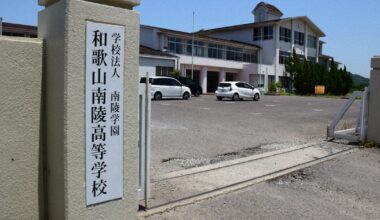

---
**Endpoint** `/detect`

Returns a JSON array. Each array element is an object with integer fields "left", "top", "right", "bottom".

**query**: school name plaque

[{"left": 85, "top": 21, "right": 125, "bottom": 205}]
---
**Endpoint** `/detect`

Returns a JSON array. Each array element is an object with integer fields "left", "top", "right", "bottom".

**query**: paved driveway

[{"left": 151, "top": 95, "right": 360, "bottom": 178}]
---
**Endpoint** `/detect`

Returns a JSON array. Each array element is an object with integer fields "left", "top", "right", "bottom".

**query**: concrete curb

[
  {"left": 138, "top": 147, "right": 358, "bottom": 219},
  {"left": 159, "top": 142, "right": 320, "bottom": 181}
]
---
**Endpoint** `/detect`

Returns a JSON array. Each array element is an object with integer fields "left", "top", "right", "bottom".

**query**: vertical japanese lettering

[{"left": 86, "top": 22, "right": 125, "bottom": 205}]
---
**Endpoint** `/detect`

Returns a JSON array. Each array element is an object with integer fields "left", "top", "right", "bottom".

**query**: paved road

[
  {"left": 151, "top": 95, "right": 360, "bottom": 178},
  {"left": 147, "top": 148, "right": 380, "bottom": 220}
]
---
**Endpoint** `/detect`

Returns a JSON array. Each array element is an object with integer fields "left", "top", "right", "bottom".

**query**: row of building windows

[
  {"left": 253, "top": 26, "right": 273, "bottom": 41},
  {"left": 167, "top": 36, "right": 258, "bottom": 63},
  {"left": 279, "top": 51, "right": 317, "bottom": 65},
  {"left": 279, "top": 27, "right": 317, "bottom": 48},
  {"left": 254, "top": 26, "right": 318, "bottom": 48},
  {"left": 156, "top": 66, "right": 174, "bottom": 76},
  {"left": 2, "top": 31, "right": 37, "bottom": 38}
]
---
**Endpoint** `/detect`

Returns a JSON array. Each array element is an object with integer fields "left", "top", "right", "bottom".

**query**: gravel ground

[
  {"left": 146, "top": 147, "right": 380, "bottom": 220},
  {"left": 151, "top": 95, "right": 360, "bottom": 179}
]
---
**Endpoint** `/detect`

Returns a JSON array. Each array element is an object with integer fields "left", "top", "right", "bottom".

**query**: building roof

[
  {"left": 141, "top": 25, "right": 261, "bottom": 50},
  {"left": 1, "top": 22, "right": 37, "bottom": 37},
  {"left": 140, "top": 45, "right": 177, "bottom": 58},
  {"left": 197, "top": 19, "right": 281, "bottom": 34},
  {"left": 253, "top": 2, "right": 284, "bottom": 17},
  {"left": 198, "top": 16, "right": 326, "bottom": 37}
]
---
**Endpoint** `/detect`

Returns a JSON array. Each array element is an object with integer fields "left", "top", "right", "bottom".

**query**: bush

[
  {"left": 169, "top": 69, "right": 181, "bottom": 77},
  {"left": 269, "top": 83, "right": 277, "bottom": 93},
  {"left": 268, "top": 81, "right": 282, "bottom": 94}
]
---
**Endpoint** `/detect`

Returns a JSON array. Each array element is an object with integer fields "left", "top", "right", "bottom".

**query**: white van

[{"left": 140, "top": 76, "right": 192, "bottom": 100}]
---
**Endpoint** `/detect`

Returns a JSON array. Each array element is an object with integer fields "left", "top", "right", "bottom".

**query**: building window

[
  {"left": 279, "top": 51, "right": 291, "bottom": 65},
  {"left": 279, "top": 27, "right": 291, "bottom": 42},
  {"left": 2, "top": 32, "right": 26, "bottom": 37},
  {"left": 227, "top": 47, "right": 243, "bottom": 61},
  {"left": 186, "top": 40, "right": 193, "bottom": 55},
  {"left": 156, "top": 66, "right": 174, "bottom": 76},
  {"left": 194, "top": 41, "right": 205, "bottom": 57},
  {"left": 307, "top": 56, "right": 317, "bottom": 63},
  {"left": 243, "top": 50, "right": 258, "bottom": 63},
  {"left": 308, "top": 35, "right": 317, "bottom": 49},
  {"left": 263, "top": 26, "right": 273, "bottom": 40},
  {"left": 167, "top": 35, "right": 257, "bottom": 63},
  {"left": 226, "top": 47, "right": 257, "bottom": 63},
  {"left": 168, "top": 36, "right": 184, "bottom": 54},
  {"left": 186, "top": 40, "right": 205, "bottom": 56},
  {"left": 294, "top": 31, "right": 305, "bottom": 46},
  {"left": 253, "top": 26, "right": 273, "bottom": 41},
  {"left": 208, "top": 44, "right": 224, "bottom": 59},
  {"left": 186, "top": 40, "right": 205, "bottom": 57},
  {"left": 253, "top": 28, "right": 262, "bottom": 41}
]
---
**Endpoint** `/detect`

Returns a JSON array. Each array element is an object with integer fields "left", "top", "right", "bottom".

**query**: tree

[
  {"left": 327, "top": 60, "right": 339, "bottom": 95},
  {"left": 285, "top": 48, "right": 304, "bottom": 94},
  {"left": 285, "top": 52, "right": 353, "bottom": 96}
]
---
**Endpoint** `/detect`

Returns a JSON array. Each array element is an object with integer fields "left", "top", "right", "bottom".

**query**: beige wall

[
  {"left": 0, "top": 36, "right": 43, "bottom": 219},
  {"left": 368, "top": 56, "right": 380, "bottom": 144},
  {"left": 39, "top": 0, "right": 140, "bottom": 9},
  {"left": 38, "top": 0, "right": 140, "bottom": 219}
]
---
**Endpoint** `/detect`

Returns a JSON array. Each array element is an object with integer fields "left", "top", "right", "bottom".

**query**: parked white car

[
  {"left": 215, "top": 81, "right": 261, "bottom": 101},
  {"left": 140, "top": 76, "right": 192, "bottom": 100}
]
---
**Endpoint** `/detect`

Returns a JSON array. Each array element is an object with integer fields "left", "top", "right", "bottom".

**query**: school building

[
  {"left": 1, "top": 2, "right": 338, "bottom": 93},
  {"left": 138, "top": 2, "right": 338, "bottom": 93}
]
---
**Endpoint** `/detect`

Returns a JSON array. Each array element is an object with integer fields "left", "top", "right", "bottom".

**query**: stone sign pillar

[
  {"left": 38, "top": 0, "right": 140, "bottom": 219},
  {"left": 368, "top": 56, "right": 380, "bottom": 144}
]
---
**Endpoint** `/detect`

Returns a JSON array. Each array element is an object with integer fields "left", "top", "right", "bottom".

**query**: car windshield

[{"left": 219, "top": 83, "right": 231, "bottom": 88}]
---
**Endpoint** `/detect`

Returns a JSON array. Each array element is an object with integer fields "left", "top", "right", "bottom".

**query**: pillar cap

[
  {"left": 371, "top": 56, "right": 380, "bottom": 69},
  {"left": 39, "top": 0, "right": 140, "bottom": 8}
]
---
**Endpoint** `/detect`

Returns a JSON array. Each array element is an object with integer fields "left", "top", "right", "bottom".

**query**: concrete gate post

[
  {"left": 38, "top": 0, "right": 140, "bottom": 219},
  {"left": 368, "top": 56, "right": 380, "bottom": 144},
  {"left": 200, "top": 66, "right": 208, "bottom": 94}
]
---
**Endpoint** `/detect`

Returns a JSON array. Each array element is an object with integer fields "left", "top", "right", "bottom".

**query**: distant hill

[{"left": 352, "top": 74, "right": 369, "bottom": 86}]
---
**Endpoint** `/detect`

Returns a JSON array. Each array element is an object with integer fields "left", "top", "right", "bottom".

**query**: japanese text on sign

[{"left": 86, "top": 21, "right": 125, "bottom": 205}]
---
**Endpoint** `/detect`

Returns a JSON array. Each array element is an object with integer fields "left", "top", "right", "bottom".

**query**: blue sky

[{"left": 1, "top": 0, "right": 379, "bottom": 77}]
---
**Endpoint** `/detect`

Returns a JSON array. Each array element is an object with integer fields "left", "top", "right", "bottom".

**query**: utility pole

[
  {"left": 0, "top": 17, "right": 3, "bottom": 36},
  {"left": 191, "top": 12, "right": 195, "bottom": 80}
]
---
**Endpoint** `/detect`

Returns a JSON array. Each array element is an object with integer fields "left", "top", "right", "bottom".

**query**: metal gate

[{"left": 327, "top": 88, "right": 369, "bottom": 142}]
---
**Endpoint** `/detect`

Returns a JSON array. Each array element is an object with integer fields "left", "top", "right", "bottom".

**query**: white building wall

[
  {"left": 140, "top": 27, "right": 161, "bottom": 50},
  {"left": 177, "top": 54, "right": 247, "bottom": 70},
  {"left": 139, "top": 56, "right": 176, "bottom": 78}
]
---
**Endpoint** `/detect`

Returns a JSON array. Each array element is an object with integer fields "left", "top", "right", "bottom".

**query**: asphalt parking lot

[{"left": 151, "top": 95, "right": 360, "bottom": 179}]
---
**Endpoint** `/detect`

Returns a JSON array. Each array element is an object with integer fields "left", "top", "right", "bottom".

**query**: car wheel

[
  {"left": 183, "top": 92, "right": 190, "bottom": 100},
  {"left": 154, "top": 92, "right": 162, "bottom": 101},
  {"left": 195, "top": 90, "right": 201, "bottom": 97},
  {"left": 253, "top": 93, "right": 260, "bottom": 101},
  {"left": 232, "top": 93, "right": 239, "bottom": 101},
  {"left": 217, "top": 97, "right": 223, "bottom": 101}
]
